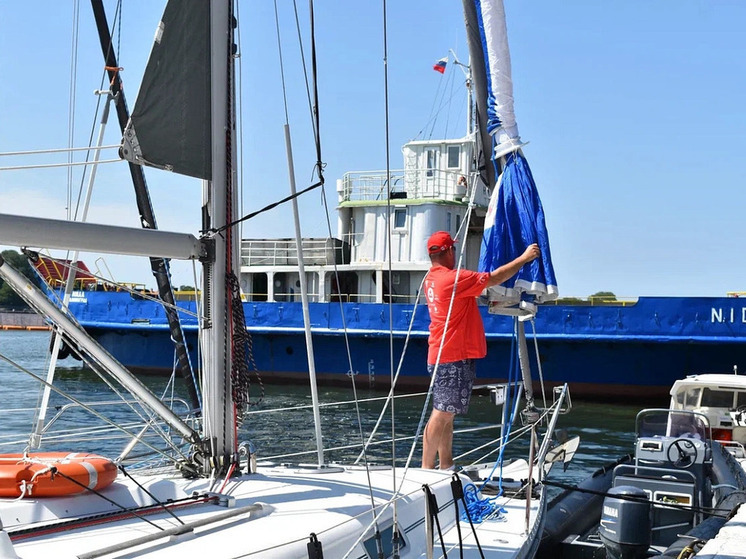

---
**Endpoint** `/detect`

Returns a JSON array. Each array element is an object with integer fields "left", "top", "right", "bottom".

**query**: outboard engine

[{"left": 598, "top": 485, "right": 651, "bottom": 559}]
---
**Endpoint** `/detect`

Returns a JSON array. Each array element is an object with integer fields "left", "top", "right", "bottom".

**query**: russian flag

[{"left": 433, "top": 57, "right": 447, "bottom": 74}]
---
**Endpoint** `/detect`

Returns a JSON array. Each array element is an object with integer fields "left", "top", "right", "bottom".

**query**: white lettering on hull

[{"left": 710, "top": 307, "right": 746, "bottom": 323}]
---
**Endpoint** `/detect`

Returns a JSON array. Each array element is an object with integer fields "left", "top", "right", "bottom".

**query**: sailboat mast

[{"left": 201, "top": 0, "right": 238, "bottom": 471}]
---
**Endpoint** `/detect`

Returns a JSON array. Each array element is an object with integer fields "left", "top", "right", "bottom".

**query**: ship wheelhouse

[{"left": 240, "top": 134, "right": 490, "bottom": 304}]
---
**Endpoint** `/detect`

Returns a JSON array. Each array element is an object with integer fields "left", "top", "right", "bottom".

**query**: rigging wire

[
  {"left": 0, "top": 159, "right": 121, "bottom": 172},
  {"left": 235, "top": 0, "right": 245, "bottom": 244},
  {"left": 271, "top": 1, "right": 384, "bottom": 555},
  {"left": 443, "top": 65, "right": 457, "bottom": 139},
  {"left": 66, "top": 0, "right": 80, "bottom": 220},
  {"left": 354, "top": 277, "right": 426, "bottom": 463},
  {"left": 205, "top": 180, "right": 322, "bottom": 235},
  {"left": 32, "top": 3, "right": 125, "bottom": 446},
  {"left": 379, "top": 1, "right": 402, "bottom": 556},
  {"left": 422, "top": 58, "right": 446, "bottom": 141},
  {"left": 529, "top": 318, "right": 548, "bottom": 408},
  {"left": 263, "top": 423, "right": 501, "bottom": 463},
  {"left": 410, "top": 83, "right": 468, "bottom": 142},
  {"left": 343, "top": 178, "right": 482, "bottom": 558},
  {"left": 429, "top": 63, "right": 459, "bottom": 139},
  {"left": 22, "top": 262, "right": 194, "bottom": 462},
  {"left": 72, "top": 0, "right": 123, "bottom": 223}
]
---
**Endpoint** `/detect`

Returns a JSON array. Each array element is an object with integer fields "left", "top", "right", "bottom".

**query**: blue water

[{"left": 0, "top": 330, "right": 641, "bottom": 488}]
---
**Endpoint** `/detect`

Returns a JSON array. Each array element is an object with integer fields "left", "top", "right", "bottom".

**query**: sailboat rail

[
  {"left": 0, "top": 398, "right": 198, "bottom": 454},
  {"left": 0, "top": 159, "right": 122, "bottom": 172},
  {"left": 0, "top": 145, "right": 121, "bottom": 157},
  {"left": 243, "top": 390, "right": 432, "bottom": 416},
  {"left": 259, "top": 423, "right": 503, "bottom": 463}
]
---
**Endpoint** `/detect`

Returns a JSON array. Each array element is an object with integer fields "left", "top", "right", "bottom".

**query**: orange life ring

[{"left": 0, "top": 452, "right": 118, "bottom": 498}]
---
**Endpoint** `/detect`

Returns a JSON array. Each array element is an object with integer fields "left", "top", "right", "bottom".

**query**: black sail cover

[{"left": 121, "top": 0, "right": 211, "bottom": 180}]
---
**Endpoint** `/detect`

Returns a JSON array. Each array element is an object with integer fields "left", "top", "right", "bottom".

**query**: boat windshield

[{"left": 637, "top": 409, "right": 709, "bottom": 440}]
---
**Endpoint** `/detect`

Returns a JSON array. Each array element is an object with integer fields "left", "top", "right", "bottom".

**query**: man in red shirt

[{"left": 422, "top": 231, "right": 539, "bottom": 470}]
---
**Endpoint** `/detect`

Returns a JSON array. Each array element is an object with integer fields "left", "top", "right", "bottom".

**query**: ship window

[
  {"left": 737, "top": 392, "right": 746, "bottom": 407},
  {"left": 447, "top": 145, "right": 460, "bottom": 168},
  {"left": 327, "top": 271, "right": 358, "bottom": 303},
  {"left": 701, "top": 388, "right": 735, "bottom": 408},
  {"left": 456, "top": 214, "right": 461, "bottom": 233},
  {"left": 247, "top": 273, "right": 267, "bottom": 302},
  {"left": 426, "top": 149, "right": 437, "bottom": 177},
  {"left": 383, "top": 271, "right": 410, "bottom": 303},
  {"left": 394, "top": 208, "right": 406, "bottom": 229},
  {"left": 684, "top": 387, "right": 701, "bottom": 408},
  {"left": 446, "top": 212, "right": 452, "bottom": 233}
]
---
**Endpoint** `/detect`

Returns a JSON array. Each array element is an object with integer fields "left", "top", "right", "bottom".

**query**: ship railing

[
  {"left": 340, "top": 169, "right": 477, "bottom": 203},
  {"left": 241, "top": 292, "right": 422, "bottom": 304},
  {"left": 542, "top": 296, "right": 639, "bottom": 307},
  {"left": 240, "top": 238, "right": 350, "bottom": 267}
]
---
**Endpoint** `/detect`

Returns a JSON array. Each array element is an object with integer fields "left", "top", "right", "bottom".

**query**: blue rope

[
  {"left": 478, "top": 322, "right": 519, "bottom": 495},
  {"left": 462, "top": 321, "right": 522, "bottom": 521},
  {"left": 460, "top": 482, "right": 507, "bottom": 523}
]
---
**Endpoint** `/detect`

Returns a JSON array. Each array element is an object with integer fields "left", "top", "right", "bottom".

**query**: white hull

[{"left": 4, "top": 463, "right": 543, "bottom": 558}]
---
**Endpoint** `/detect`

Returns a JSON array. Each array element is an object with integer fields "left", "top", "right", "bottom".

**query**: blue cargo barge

[{"left": 51, "top": 134, "right": 746, "bottom": 400}]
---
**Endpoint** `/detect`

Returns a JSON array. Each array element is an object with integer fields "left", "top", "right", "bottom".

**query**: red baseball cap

[{"left": 427, "top": 231, "right": 456, "bottom": 254}]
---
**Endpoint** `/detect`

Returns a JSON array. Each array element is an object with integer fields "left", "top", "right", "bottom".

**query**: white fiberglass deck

[{"left": 2, "top": 463, "right": 543, "bottom": 558}]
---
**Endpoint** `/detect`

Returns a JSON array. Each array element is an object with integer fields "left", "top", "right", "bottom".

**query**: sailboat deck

[{"left": 5, "top": 464, "right": 542, "bottom": 558}]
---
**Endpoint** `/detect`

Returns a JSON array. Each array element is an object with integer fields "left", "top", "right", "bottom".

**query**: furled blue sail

[{"left": 464, "top": 0, "right": 558, "bottom": 307}]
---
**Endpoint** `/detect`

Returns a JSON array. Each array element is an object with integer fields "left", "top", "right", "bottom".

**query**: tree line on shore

[{"left": 0, "top": 250, "right": 35, "bottom": 310}]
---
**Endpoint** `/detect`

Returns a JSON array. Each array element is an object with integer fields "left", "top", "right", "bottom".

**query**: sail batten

[{"left": 121, "top": 0, "right": 212, "bottom": 180}]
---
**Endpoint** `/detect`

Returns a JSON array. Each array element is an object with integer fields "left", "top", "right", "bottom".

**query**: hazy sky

[{"left": 1, "top": 1, "right": 745, "bottom": 298}]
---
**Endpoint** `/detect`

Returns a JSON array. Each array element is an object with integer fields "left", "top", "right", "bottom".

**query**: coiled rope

[{"left": 460, "top": 482, "right": 507, "bottom": 522}]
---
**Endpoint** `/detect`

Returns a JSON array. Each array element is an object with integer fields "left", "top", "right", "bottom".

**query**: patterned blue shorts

[{"left": 428, "top": 359, "right": 476, "bottom": 415}]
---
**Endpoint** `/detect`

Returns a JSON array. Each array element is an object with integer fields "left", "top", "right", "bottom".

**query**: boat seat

[{"left": 732, "top": 427, "right": 746, "bottom": 446}]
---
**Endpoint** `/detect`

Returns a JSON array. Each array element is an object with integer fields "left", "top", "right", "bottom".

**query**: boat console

[
  {"left": 541, "top": 405, "right": 746, "bottom": 559},
  {"left": 602, "top": 409, "right": 712, "bottom": 551}
]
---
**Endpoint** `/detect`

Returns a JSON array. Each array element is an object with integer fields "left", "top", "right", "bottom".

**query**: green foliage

[
  {"left": 0, "top": 250, "right": 36, "bottom": 309},
  {"left": 179, "top": 285, "right": 196, "bottom": 292},
  {"left": 590, "top": 291, "right": 617, "bottom": 302},
  {"left": 554, "top": 296, "right": 585, "bottom": 304}
]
